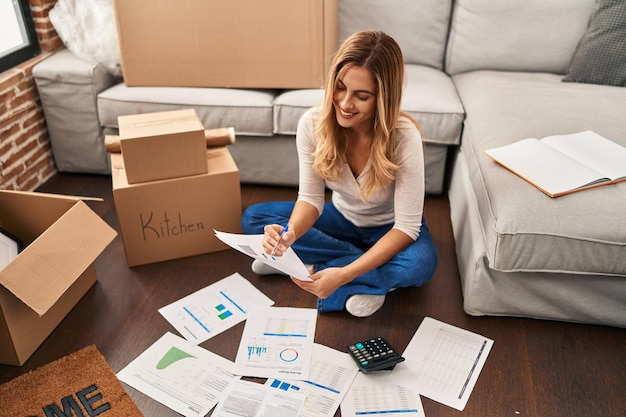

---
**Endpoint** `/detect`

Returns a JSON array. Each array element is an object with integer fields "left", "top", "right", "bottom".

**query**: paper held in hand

[
  {"left": 214, "top": 230, "right": 313, "bottom": 281},
  {"left": 484, "top": 130, "right": 626, "bottom": 197}
]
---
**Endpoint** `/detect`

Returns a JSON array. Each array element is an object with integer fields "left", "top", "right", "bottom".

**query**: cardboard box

[
  {"left": 113, "top": 0, "right": 339, "bottom": 88},
  {"left": 112, "top": 147, "right": 242, "bottom": 267},
  {"left": 0, "top": 191, "right": 117, "bottom": 366},
  {"left": 119, "top": 109, "right": 208, "bottom": 184}
]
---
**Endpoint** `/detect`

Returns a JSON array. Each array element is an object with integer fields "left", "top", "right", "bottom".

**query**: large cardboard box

[
  {"left": 119, "top": 109, "right": 208, "bottom": 184},
  {"left": 112, "top": 147, "right": 242, "bottom": 267},
  {"left": 113, "top": 0, "right": 339, "bottom": 88},
  {"left": 0, "top": 191, "right": 117, "bottom": 366}
]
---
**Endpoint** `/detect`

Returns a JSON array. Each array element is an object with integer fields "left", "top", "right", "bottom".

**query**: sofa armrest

[{"left": 33, "top": 48, "right": 121, "bottom": 174}]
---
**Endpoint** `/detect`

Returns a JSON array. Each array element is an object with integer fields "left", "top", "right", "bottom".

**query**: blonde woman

[{"left": 242, "top": 31, "right": 437, "bottom": 317}]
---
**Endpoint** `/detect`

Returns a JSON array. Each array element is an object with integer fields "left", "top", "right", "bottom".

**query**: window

[{"left": 0, "top": 0, "right": 40, "bottom": 73}]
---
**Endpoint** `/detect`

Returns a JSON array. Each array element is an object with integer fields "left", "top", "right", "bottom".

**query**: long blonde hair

[{"left": 313, "top": 30, "right": 419, "bottom": 201}]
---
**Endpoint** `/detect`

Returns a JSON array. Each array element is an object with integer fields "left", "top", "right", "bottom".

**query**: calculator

[{"left": 347, "top": 337, "right": 405, "bottom": 373}]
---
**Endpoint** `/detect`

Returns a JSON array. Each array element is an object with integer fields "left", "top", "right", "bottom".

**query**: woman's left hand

[{"left": 290, "top": 267, "right": 346, "bottom": 299}]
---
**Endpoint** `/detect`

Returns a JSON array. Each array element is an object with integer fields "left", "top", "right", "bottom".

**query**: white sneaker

[
  {"left": 345, "top": 294, "right": 386, "bottom": 317},
  {"left": 251, "top": 259, "right": 285, "bottom": 275}
]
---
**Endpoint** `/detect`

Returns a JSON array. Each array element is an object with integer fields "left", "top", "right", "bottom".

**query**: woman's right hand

[{"left": 262, "top": 224, "right": 294, "bottom": 257}]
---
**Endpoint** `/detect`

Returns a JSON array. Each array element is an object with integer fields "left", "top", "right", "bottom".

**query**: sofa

[
  {"left": 33, "top": 0, "right": 626, "bottom": 327},
  {"left": 33, "top": 0, "right": 462, "bottom": 195}
]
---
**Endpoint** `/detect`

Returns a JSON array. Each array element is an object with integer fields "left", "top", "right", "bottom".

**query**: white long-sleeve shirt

[{"left": 296, "top": 107, "right": 425, "bottom": 240}]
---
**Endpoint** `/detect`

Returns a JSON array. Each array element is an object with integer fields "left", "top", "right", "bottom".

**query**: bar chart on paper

[
  {"left": 247, "top": 340, "right": 269, "bottom": 360},
  {"left": 244, "top": 338, "right": 303, "bottom": 364},
  {"left": 235, "top": 307, "right": 317, "bottom": 379},
  {"left": 264, "top": 318, "right": 309, "bottom": 337},
  {"left": 158, "top": 273, "right": 274, "bottom": 345}
]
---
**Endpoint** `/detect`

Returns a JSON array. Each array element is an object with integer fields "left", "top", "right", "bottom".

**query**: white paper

[
  {"left": 234, "top": 307, "right": 317, "bottom": 379},
  {"left": 341, "top": 371, "right": 424, "bottom": 417},
  {"left": 265, "top": 343, "right": 359, "bottom": 417},
  {"left": 117, "top": 332, "right": 240, "bottom": 417},
  {"left": 214, "top": 229, "right": 312, "bottom": 281},
  {"left": 158, "top": 273, "right": 274, "bottom": 345},
  {"left": 485, "top": 138, "right": 604, "bottom": 196},
  {"left": 0, "top": 229, "right": 20, "bottom": 269},
  {"left": 212, "top": 379, "right": 306, "bottom": 417},
  {"left": 541, "top": 130, "right": 626, "bottom": 181},
  {"left": 389, "top": 317, "right": 493, "bottom": 411}
]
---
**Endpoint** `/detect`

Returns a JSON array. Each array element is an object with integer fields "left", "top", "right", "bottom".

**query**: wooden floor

[{"left": 1, "top": 173, "right": 625, "bottom": 417}]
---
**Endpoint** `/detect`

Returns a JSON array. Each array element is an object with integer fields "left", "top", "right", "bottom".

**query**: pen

[{"left": 270, "top": 225, "right": 289, "bottom": 256}]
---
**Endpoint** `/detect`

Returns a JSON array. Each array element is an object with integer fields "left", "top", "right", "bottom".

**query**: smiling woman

[{"left": 0, "top": 0, "right": 39, "bottom": 73}]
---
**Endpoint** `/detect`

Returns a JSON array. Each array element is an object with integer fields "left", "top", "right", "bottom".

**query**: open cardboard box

[
  {"left": 0, "top": 190, "right": 117, "bottom": 366},
  {"left": 111, "top": 146, "right": 242, "bottom": 267}
]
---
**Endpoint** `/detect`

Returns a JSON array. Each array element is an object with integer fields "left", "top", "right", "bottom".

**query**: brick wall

[{"left": 0, "top": 0, "right": 61, "bottom": 191}]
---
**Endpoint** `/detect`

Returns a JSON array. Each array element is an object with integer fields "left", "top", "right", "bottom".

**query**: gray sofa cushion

[
  {"left": 445, "top": 0, "right": 596, "bottom": 75},
  {"left": 453, "top": 70, "right": 626, "bottom": 276},
  {"left": 563, "top": 0, "right": 626, "bottom": 86},
  {"left": 98, "top": 83, "right": 277, "bottom": 136},
  {"left": 339, "top": 0, "right": 452, "bottom": 69},
  {"left": 274, "top": 65, "right": 464, "bottom": 146},
  {"left": 402, "top": 65, "right": 464, "bottom": 146}
]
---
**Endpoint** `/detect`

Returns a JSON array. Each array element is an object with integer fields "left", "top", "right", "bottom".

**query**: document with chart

[
  {"left": 158, "top": 273, "right": 274, "bottom": 345},
  {"left": 234, "top": 307, "right": 317, "bottom": 379},
  {"left": 341, "top": 370, "right": 424, "bottom": 417},
  {"left": 213, "top": 379, "right": 306, "bottom": 417},
  {"left": 117, "top": 332, "right": 240, "bottom": 417},
  {"left": 265, "top": 343, "right": 359, "bottom": 417},
  {"left": 388, "top": 317, "right": 493, "bottom": 411}
]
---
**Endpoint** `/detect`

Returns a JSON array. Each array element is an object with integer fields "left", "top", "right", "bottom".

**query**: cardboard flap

[
  {"left": 0, "top": 201, "right": 117, "bottom": 316},
  {"left": 0, "top": 190, "right": 103, "bottom": 246}
]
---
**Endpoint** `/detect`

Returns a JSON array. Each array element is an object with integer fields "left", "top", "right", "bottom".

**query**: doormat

[{"left": 0, "top": 345, "right": 144, "bottom": 417}]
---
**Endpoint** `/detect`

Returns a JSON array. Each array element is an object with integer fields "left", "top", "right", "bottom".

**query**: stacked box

[
  {"left": 112, "top": 110, "right": 242, "bottom": 267},
  {"left": 118, "top": 109, "right": 208, "bottom": 184}
]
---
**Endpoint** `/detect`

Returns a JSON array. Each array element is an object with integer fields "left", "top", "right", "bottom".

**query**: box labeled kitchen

[{"left": 111, "top": 147, "right": 242, "bottom": 267}]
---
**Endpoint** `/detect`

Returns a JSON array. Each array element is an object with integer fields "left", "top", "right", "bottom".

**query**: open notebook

[{"left": 484, "top": 131, "right": 626, "bottom": 197}]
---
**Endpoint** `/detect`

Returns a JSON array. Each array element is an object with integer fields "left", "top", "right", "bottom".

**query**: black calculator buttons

[{"left": 347, "top": 337, "right": 405, "bottom": 373}]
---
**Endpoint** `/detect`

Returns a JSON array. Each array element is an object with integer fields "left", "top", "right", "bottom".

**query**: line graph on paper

[{"left": 414, "top": 327, "right": 488, "bottom": 399}]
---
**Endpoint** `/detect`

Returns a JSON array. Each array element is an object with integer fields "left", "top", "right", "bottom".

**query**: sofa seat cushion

[
  {"left": 97, "top": 83, "right": 277, "bottom": 136},
  {"left": 449, "top": 146, "right": 626, "bottom": 327},
  {"left": 274, "top": 65, "right": 464, "bottom": 147},
  {"left": 453, "top": 70, "right": 626, "bottom": 276}
]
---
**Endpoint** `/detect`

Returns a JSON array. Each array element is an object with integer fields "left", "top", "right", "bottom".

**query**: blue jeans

[{"left": 241, "top": 201, "right": 438, "bottom": 313}]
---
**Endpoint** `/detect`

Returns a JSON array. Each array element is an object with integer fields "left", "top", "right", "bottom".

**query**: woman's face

[{"left": 332, "top": 65, "right": 377, "bottom": 133}]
